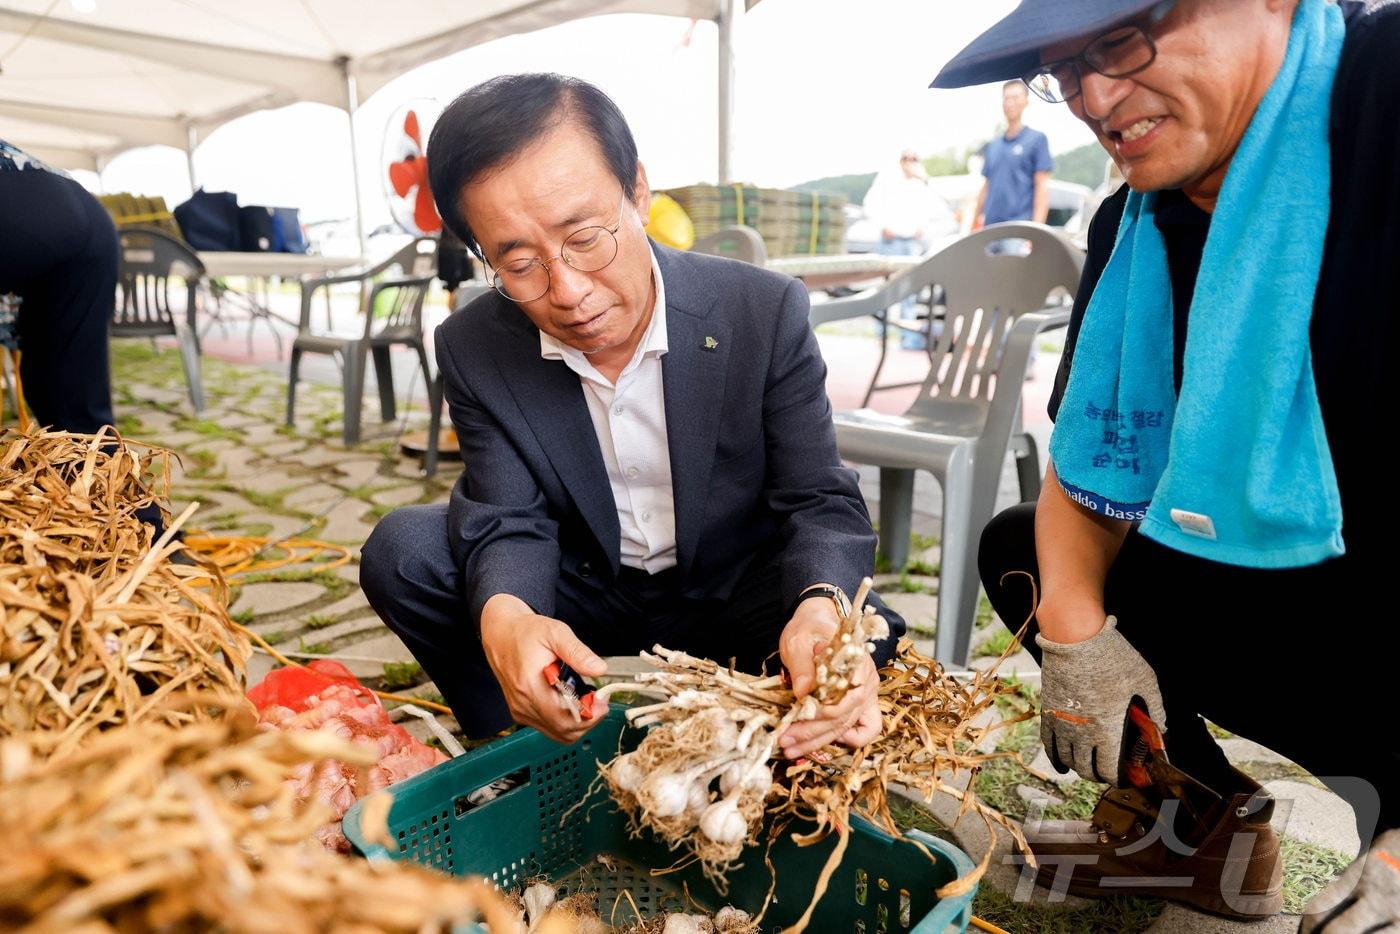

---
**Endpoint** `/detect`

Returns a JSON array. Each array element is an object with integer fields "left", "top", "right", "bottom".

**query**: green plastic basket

[{"left": 344, "top": 709, "right": 976, "bottom": 933}]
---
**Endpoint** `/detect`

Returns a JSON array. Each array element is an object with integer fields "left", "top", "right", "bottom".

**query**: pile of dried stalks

[
  {"left": 0, "top": 427, "right": 248, "bottom": 756},
  {"left": 0, "top": 695, "right": 516, "bottom": 933}
]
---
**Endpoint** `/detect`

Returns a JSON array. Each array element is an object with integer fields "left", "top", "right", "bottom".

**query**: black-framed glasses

[
  {"left": 489, "top": 192, "right": 627, "bottom": 302},
  {"left": 1022, "top": 0, "right": 1175, "bottom": 104}
]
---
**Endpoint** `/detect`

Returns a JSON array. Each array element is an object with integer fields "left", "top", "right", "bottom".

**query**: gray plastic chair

[
  {"left": 114, "top": 227, "right": 206, "bottom": 413},
  {"left": 812, "top": 223, "right": 1083, "bottom": 665},
  {"left": 286, "top": 271, "right": 434, "bottom": 446},
  {"left": 691, "top": 225, "right": 768, "bottom": 266}
]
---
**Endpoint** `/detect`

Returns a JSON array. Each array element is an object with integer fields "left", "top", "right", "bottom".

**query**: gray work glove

[
  {"left": 1036, "top": 615, "right": 1166, "bottom": 784},
  {"left": 1299, "top": 828, "right": 1400, "bottom": 933}
]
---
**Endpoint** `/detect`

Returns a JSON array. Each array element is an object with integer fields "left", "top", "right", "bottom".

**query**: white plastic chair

[{"left": 812, "top": 223, "right": 1083, "bottom": 665}]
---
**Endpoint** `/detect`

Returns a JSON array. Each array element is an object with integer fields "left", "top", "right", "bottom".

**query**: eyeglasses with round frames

[
  {"left": 1021, "top": 0, "right": 1175, "bottom": 104},
  {"left": 488, "top": 192, "right": 628, "bottom": 303}
]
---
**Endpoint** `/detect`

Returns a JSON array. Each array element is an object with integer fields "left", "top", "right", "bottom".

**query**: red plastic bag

[{"left": 247, "top": 659, "right": 377, "bottom": 713}]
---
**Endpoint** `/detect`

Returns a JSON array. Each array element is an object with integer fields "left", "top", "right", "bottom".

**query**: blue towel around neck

[{"left": 1049, "top": 0, "right": 1346, "bottom": 568}]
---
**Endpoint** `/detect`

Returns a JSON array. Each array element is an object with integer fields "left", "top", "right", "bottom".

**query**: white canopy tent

[{"left": 0, "top": 0, "right": 755, "bottom": 245}]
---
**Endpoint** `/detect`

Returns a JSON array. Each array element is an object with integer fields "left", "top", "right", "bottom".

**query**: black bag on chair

[
  {"left": 238, "top": 206, "right": 277, "bottom": 252},
  {"left": 173, "top": 189, "right": 240, "bottom": 251}
]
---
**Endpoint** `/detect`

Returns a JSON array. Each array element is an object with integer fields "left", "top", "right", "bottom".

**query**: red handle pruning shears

[
  {"left": 1121, "top": 700, "right": 1218, "bottom": 829},
  {"left": 543, "top": 659, "right": 596, "bottom": 722}
]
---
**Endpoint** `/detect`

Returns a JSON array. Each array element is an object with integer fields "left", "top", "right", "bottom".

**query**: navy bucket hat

[{"left": 931, "top": 0, "right": 1164, "bottom": 88}]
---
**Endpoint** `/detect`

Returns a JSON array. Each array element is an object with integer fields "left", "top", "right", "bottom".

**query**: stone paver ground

[{"left": 93, "top": 323, "right": 1356, "bottom": 932}]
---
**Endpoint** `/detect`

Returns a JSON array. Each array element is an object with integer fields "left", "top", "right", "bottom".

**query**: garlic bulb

[
  {"left": 718, "top": 762, "right": 743, "bottom": 796},
  {"left": 714, "top": 906, "right": 752, "bottom": 930},
  {"left": 742, "top": 762, "right": 771, "bottom": 793},
  {"left": 610, "top": 752, "right": 643, "bottom": 794},
  {"left": 687, "top": 779, "right": 710, "bottom": 814},
  {"left": 522, "top": 882, "right": 556, "bottom": 931},
  {"left": 702, "top": 708, "right": 740, "bottom": 751},
  {"left": 642, "top": 773, "right": 690, "bottom": 817},
  {"left": 699, "top": 798, "right": 747, "bottom": 845},
  {"left": 662, "top": 914, "right": 710, "bottom": 934}
]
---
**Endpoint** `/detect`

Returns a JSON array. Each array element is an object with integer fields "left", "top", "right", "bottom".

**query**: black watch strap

[{"left": 787, "top": 584, "right": 850, "bottom": 620}]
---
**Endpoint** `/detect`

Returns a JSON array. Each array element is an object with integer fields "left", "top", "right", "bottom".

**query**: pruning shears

[{"left": 543, "top": 659, "right": 596, "bottom": 723}]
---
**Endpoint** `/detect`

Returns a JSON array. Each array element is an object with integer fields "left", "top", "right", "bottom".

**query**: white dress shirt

[{"left": 539, "top": 247, "right": 677, "bottom": 572}]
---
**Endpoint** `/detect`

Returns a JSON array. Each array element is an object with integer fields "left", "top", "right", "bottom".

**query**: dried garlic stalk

[
  {"left": 0, "top": 427, "right": 249, "bottom": 754},
  {"left": 0, "top": 695, "right": 514, "bottom": 933}
]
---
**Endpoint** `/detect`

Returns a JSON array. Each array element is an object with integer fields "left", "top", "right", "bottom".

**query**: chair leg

[
  {"left": 1014, "top": 432, "right": 1042, "bottom": 502},
  {"left": 176, "top": 326, "right": 205, "bottom": 415},
  {"left": 876, "top": 467, "right": 915, "bottom": 572},
  {"left": 932, "top": 449, "right": 978, "bottom": 667},
  {"left": 424, "top": 372, "right": 445, "bottom": 478},
  {"left": 342, "top": 344, "right": 367, "bottom": 446},
  {"left": 861, "top": 311, "right": 893, "bottom": 408},
  {"left": 371, "top": 344, "right": 396, "bottom": 422},
  {"left": 285, "top": 348, "right": 302, "bottom": 427},
  {"left": 413, "top": 341, "right": 432, "bottom": 404}
]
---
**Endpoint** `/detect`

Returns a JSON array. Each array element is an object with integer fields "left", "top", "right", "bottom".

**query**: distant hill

[
  {"left": 790, "top": 141, "right": 1108, "bottom": 206},
  {"left": 789, "top": 171, "right": 877, "bottom": 205},
  {"left": 1053, "top": 141, "right": 1109, "bottom": 190}
]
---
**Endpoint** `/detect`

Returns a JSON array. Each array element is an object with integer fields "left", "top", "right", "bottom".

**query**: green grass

[
  {"left": 174, "top": 417, "right": 243, "bottom": 442},
  {"left": 183, "top": 448, "right": 221, "bottom": 479},
  {"left": 1281, "top": 836, "right": 1351, "bottom": 913},
  {"left": 304, "top": 613, "right": 338, "bottom": 629},
  {"left": 1236, "top": 759, "right": 1328, "bottom": 790},
  {"left": 971, "top": 884, "right": 1165, "bottom": 933},
  {"left": 261, "top": 629, "right": 289, "bottom": 645},
  {"left": 909, "top": 531, "right": 939, "bottom": 551},
  {"left": 114, "top": 413, "right": 147, "bottom": 436},
  {"left": 975, "top": 627, "right": 1023, "bottom": 659},
  {"left": 237, "top": 568, "right": 354, "bottom": 598},
  {"left": 975, "top": 592, "right": 997, "bottom": 629},
  {"left": 297, "top": 640, "right": 332, "bottom": 655},
  {"left": 897, "top": 572, "right": 928, "bottom": 594},
  {"left": 889, "top": 783, "right": 1164, "bottom": 932},
  {"left": 1205, "top": 721, "right": 1234, "bottom": 740},
  {"left": 905, "top": 558, "right": 940, "bottom": 577},
  {"left": 418, "top": 691, "right": 446, "bottom": 707},
  {"left": 229, "top": 608, "right": 255, "bottom": 625},
  {"left": 381, "top": 661, "right": 424, "bottom": 690}
]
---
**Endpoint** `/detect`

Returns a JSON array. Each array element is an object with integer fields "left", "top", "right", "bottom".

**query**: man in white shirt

[
  {"left": 862, "top": 151, "right": 955, "bottom": 348},
  {"left": 360, "top": 74, "right": 903, "bottom": 748}
]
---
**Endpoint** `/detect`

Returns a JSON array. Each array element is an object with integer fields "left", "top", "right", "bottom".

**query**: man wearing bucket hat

[{"left": 943, "top": 0, "right": 1400, "bottom": 926}]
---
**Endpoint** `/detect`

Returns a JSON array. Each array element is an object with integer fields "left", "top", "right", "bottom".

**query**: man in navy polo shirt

[{"left": 975, "top": 81, "right": 1054, "bottom": 228}]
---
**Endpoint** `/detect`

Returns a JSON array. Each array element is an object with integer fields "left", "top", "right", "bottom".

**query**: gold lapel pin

[{"left": 703, "top": 336, "right": 719, "bottom": 350}]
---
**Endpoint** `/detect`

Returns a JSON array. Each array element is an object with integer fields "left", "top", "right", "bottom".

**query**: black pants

[
  {"left": 979, "top": 502, "right": 1398, "bottom": 838},
  {"left": 0, "top": 170, "right": 116, "bottom": 432},
  {"left": 361, "top": 503, "right": 905, "bottom": 739}
]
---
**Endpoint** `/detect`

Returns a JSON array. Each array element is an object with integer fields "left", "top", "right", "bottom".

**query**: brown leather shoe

[{"left": 1021, "top": 767, "right": 1284, "bottom": 919}]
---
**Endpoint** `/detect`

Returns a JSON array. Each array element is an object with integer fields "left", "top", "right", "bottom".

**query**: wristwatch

[{"left": 788, "top": 584, "right": 850, "bottom": 621}]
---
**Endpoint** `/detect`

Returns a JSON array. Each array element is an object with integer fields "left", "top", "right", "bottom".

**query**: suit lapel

[
  {"left": 658, "top": 248, "right": 730, "bottom": 579},
  {"left": 490, "top": 307, "right": 621, "bottom": 569}
]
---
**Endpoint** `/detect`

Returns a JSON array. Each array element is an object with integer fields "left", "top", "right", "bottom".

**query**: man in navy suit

[{"left": 360, "top": 73, "right": 903, "bottom": 748}]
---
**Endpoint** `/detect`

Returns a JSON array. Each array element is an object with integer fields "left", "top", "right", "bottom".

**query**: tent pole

[
  {"left": 716, "top": 0, "right": 740, "bottom": 184},
  {"left": 340, "top": 57, "right": 369, "bottom": 259},
  {"left": 184, "top": 123, "right": 198, "bottom": 192}
]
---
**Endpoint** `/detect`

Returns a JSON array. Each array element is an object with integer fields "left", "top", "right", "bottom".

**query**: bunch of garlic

[{"left": 592, "top": 580, "right": 889, "bottom": 870}]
